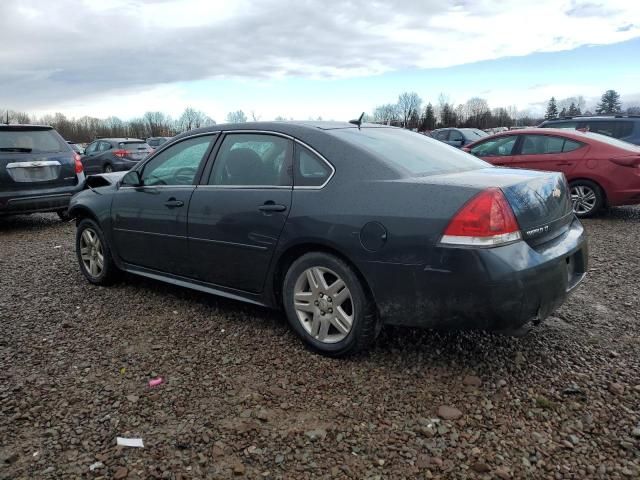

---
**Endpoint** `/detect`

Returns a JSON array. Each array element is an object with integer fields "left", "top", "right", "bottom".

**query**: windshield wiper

[{"left": 0, "top": 147, "right": 33, "bottom": 152}]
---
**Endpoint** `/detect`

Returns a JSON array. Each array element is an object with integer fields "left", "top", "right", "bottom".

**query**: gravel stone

[
  {"left": 437, "top": 406, "right": 463, "bottom": 420},
  {"left": 1, "top": 211, "right": 640, "bottom": 478}
]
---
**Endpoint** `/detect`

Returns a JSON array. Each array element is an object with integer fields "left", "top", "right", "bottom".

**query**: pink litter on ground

[{"left": 148, "top": 377, "right": 164, "bottom": 387}]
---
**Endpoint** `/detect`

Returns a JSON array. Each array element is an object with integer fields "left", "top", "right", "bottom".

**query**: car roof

[
  {"left": 0, "top": 124, "right": 54, "bottom": 130},
  {"left": 544, "top": 115, "right": 640, "bottom": 121},
  {"left": 95, "top": 138, "right": 145, "bottom": 142}
]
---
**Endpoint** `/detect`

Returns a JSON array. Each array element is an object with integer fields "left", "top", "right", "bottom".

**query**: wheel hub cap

[{"left": 293, "top": 266, "right": 354, "bottom": 344}]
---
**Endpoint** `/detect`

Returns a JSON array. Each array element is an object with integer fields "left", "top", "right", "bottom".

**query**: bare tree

[
  {"left": 397, "top": 92, "right": 422, "bottom": 128},
  {"left": 178, "top": 107, "right": 205, "bottom": 132},
  {"left": 372, "top": 104, "right": 399, "bottom": 125},
  {"left": 226, "top": 110, "right": 247, "bottom": 123},
  {"left": 250, "top": 110, "right": 261, "bottom": 122}
]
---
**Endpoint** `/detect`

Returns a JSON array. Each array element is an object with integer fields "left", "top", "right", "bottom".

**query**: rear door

[
  {"left": 0, "top": 126, "right": 76, "bottom": 192},
  {"left": 468, "top": 135, "right": 518, "bottom": 166},
  {"left": 187, "top": 132, "right": 293, "bottom": 292},
  {"left": 511, "top": 134, "right": 586, "bottom": 176},
  {"left": 81, "top": 141, "right": 100, "bottom": 174},
  {"left": 111, "top": 134, "right": 217, "bottom": 276}
]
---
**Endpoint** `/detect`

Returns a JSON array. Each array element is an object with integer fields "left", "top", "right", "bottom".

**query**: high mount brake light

[{"left": 440, "top": 188, "right": 522, "bottom": 247}]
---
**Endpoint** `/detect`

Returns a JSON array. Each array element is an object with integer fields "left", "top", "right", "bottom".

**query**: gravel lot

[{"left": 1, "top": 209, "right": 639, "bottom": 479}]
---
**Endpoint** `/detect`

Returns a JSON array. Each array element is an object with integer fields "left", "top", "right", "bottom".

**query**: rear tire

[
  {"left": 569, "top": 180, "right": 603, "bottom": 218},
  {"left": 75, "top": 218, "right": 120, "bottom": 285},
  {"left": 282, "top": 252, "right": 379, "bottom": 357},
  {"left": 103, "top": 164, "right": 113, "bottom": 173}
]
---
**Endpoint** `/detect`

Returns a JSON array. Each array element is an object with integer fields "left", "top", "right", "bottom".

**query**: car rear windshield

[
  {"left": 0, "top": 128, "right": 68, "bottom": 153},
  {"left": 584, "top": 132, "right": 640, "bottom": 152},
  {"left": 119, "top": 142, "right": 150, "bottom": 150},
  {"left": 332, "top": 127, "right": 489, "bottom": 176}
]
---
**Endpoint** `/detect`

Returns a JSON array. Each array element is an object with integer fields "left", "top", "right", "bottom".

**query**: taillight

[
  {"left": 114, "top": 149, "right": 128, "bottom": 158},
  {"left": 609, "top": 156, "right": 640, "bottom": 168},
  {"left": 74, "top": 153, "right": 83, "bottom": 174},
  {"left": 440, "top": 188, "right": 521, "bottom": 247}
]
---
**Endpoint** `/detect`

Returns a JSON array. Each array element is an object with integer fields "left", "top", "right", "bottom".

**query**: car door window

[
  {"left": 209, "top": 133, "right": 292, "bottom": 187},
  {"left": 449, "top": 130, "right": 463, "bottom": 142},
  {"left": 520, "top": 135, "right": 565, "bottom": 155},
  {"left": 140, "top": 135, "right": 214, "bottom": 186},
  {"left": 546, "top": 121, "right": 578, "bottom": 129},
  {"left": 434, "top": 130, "right": 449, "bottom": 141},
  {"left": 84, "top": 142, "right": 98, "bottom": 154},
  {"left": 97, "top": 141, "right": 111, "bottom": 152},
  {"left": 562, "top": 139, "right": 584, "bottom": 152},
  {"left": 470, "top": 136, "right": 517, "bottom": 156},
  {"left": 295, "top": 145, "right": 333, "bottom": 187}
]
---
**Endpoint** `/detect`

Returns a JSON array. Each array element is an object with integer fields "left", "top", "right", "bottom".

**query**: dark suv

[
  {"left": 539, "top": 115, "right": 640, "bottom": 145},
  {"left": 82, "top": 138, "right": 152, "bottom": 174},
  {"left": 1, "top": 125, "right": 85, "bottom": 219},
  {"left": 430, "top": 128, "right": 488, "bottom": 148}
]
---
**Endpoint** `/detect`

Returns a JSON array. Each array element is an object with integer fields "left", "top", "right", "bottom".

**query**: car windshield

[
  {"left": 332, "top": 127, "right": 489, "bottom": 176},
  {"left": 584, "top": 132, "right": 640, "bottom": 152},
  {"left": 0, "top": 128, "right": 68, "bottom": 153}
]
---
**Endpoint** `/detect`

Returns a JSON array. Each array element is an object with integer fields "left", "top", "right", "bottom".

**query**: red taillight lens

[
  {"left": 74, "top": 153, "right": 83, "bottom": 174},
  {"left": 441, "top": 188, "right": 521, "bottom": 247},
  {"left": 114, "top": 149, "right": 128, "bottom": 158}
]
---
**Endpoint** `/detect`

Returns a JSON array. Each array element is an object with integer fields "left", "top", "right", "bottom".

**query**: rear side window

[
  {"left": 449, "top": 130, "right": 463, "bottom": 141},
  {"left": 119, "top": 142, "right": 149, "bottom": 151},
  {"left": 295, "top": 145, "right": 332, "bottom": 187},
  {"left": 562, "top": 140, "right": 584, "bottom": 152},
  {"left": 0, "top": 128, "right": 68, "bottom": 153},
  {"left": 470, "top": 136, "right": 517, "bottom": 156},
  {"left": 584, "top": 120, "right": 633, "bottom": 139},
  {"left": 332, "top": 128, "right": 489, "bottom": 176},
  {"left": 543, "top": 121, "right": 578, "bottom": 129},
  {"left": 520, "top": 135, "right": 565, "bottom": 154},
  {"left": 210, "top": 134, "right": 292, "bottom": 187}
]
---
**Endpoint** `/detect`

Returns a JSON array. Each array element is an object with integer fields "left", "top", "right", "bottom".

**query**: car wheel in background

[
  {"left": 75, "top": 218, "right": 119, "bottom": 285},
  {"left": 570, "top": 180, "right": 603, "bottom": 218},
  {"left": 282, "top": 252, "right": 379, "bottom": 356},
  {"left": 103, "top": 164, "right": 113, "bottom": 173}
]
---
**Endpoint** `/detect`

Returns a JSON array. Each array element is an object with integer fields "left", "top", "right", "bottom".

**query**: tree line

[{"left": 3, "top": 89, "right": 639, "bottom": 141}]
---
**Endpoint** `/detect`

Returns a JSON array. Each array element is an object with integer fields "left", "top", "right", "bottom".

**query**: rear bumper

[
  {"left": 359, "top": 217, "right": 588, "bottom": 330},
  {"left": 0, "top": 176, "right": 84, "bottom": 215}
]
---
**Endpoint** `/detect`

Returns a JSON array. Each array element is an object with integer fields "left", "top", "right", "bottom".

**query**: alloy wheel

[
  {"left": 79, "top": 228, "right": 104, "bottom": 278},
  {"left": 570, "top": 185, "right": 597, "bottom": 215},
  {"left": 293, "top": 266, "right": 354, "bottom": 343}
]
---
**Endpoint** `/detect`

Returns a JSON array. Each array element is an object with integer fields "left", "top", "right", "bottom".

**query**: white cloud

[{"left": 0, "top": 0, "right": 639, "bottom": 116}]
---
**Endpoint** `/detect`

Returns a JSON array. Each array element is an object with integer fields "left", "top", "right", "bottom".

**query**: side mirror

[{"left": 120, "top": 170, "right": 142, "bottom": 187}]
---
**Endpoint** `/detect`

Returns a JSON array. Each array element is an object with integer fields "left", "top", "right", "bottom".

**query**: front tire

[
  {"left": 75, "top": 218, "right": 119, "bottom": 285},
  {"left": 282, "top": 252, "right": 379, "bottom": 356},
  {"left": 570, "top": 180, "right": 603, "bottom": 218}
]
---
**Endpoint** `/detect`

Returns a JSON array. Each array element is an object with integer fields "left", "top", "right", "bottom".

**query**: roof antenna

[{"left": 349, "top": 112, "right": 365, "bottom": 130}]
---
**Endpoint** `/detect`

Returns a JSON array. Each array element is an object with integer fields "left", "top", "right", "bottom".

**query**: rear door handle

[
  {"left": 258, "top": 203, "right": 287, "bottom": 212},
  {"left": 556, "top": 162, "right": 573, "bottom": 166},
  {"left": 165, "top": 198, "right": 184, "bottom": 208}
]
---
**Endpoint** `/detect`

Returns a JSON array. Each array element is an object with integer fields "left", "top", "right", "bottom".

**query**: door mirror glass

[{"left": 121, "top": 170, "right": 142, "bottom": 187}]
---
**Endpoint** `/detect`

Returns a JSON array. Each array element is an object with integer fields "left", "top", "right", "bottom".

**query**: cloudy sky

[{"left": 1, "top": 0, "right": 639, "bottom": 121}]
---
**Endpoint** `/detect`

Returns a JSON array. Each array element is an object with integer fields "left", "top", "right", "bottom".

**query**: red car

[{"left": 464, "top": 128, "right": 640, "bottom": 217}]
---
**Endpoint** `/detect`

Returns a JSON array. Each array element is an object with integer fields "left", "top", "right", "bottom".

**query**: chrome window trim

[{"left": 6, "top": 160, "right": 61, "bottom": 168}]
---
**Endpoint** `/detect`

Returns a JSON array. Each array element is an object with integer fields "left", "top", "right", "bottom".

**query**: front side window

[
  {"left": 434, "top": 130, "right": 449, "bottom": 141},
  {"left": 98, "top": 141, "right": 111, "bottom": 152},
  {"left": 209, "top": 133, "right": 292, "bottom": 187},
  {"left": 295, "top": 145, "right": 332, "bottom": 187},
  {"left": 470, "top": 136, "right": 517, "bottom": 156},
  {"left": 140, "top": 135, "right": 214, "bottom": 186},
  {"left": 544, "top": 121, "right": 578, "bottom": 129},
  {"left": 84, "top": 142, "right": 98, "bottom": 154}
]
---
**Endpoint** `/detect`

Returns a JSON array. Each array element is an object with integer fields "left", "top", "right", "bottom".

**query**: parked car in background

[
  {"left": 1, "top": 125, "right": 84, "bottom": 220},
  {"left": 464, "top": 128, "right": 640, "bottom": 217},
  {"left": 67, "top": 141, "right": 84, "bottom": 155},
  {"left": 146, "top": 136, "right": 171, "bottom": 150},
  {"left": 539, "top": 115, "right": 640, "bottom": 145},
  {"left": 431, "top": 128, "right": 488, "bottom": 147},
  {"left": 81, "top": 138, "right": 152, "bottom": 174},
  {"left": 69, "top": 122, "right": 587, "bottom": 356}
]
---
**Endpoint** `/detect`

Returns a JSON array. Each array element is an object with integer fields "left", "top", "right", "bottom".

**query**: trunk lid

[
  {"left": 0, "top": 126, "right": 77, "bottom": 191},
  {"left": 416, "top": 167, "right": 574, "bottom": 244},
  {"left": 118, "top": 141, "right": 151, "bottom": 161}
]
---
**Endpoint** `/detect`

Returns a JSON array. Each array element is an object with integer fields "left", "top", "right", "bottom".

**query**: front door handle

[
  {"left": 258, "top": 203, "right": 287, "bottom": 213},
  {"left": 165, "top": 198, "right": 184, "bottom": 208}
]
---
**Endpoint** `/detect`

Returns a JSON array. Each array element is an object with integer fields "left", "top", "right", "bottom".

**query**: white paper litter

[
  {"left": 89, "top": 461, "right": 104, "bottom": 471},
  {"left": 116, "top": 437, "right": 144, "bottom": 448}
]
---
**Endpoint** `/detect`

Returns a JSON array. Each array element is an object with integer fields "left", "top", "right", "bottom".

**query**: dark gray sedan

[{"left": 68, "top": 122, "right": 587, "bottom": 356}]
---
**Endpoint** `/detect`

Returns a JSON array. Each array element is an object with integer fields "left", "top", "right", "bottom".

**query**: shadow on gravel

[
  {"left": 588, "top": 205, "right": 640, "bottom": 222},
  {"left": 0, "top": 213, "right": 65, "bottom": 233}
]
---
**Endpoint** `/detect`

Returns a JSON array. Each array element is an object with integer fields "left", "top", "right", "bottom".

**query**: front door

[
  {"left": 468, "top": 134, "right": 518, "bottom": 166},
  {"left": 188, "top": 132, "right": 293, "bottom": 293},
  {"left": 111, "top": 134, "right": 216, "bottom": 276}
]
